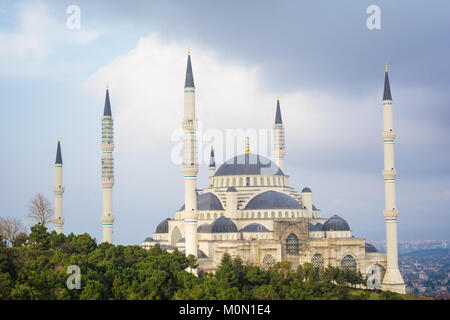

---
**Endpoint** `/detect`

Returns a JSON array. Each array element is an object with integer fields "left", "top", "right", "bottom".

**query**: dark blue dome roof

[
  {"left": 143, "top": 237, "right": 155, "bottom": 242},
  {"left": 241, "top": 223, "right": 269, "bottom": 232},
  {"left": 155, "top": 218, "right": 171, "bottom": 233},
  {"left": 308, "top": 223, "right": 323, "bottom": 231},
  {"left": 214, "top": 154, "right": 284, "bottom": 176},
  {"left": 302, "top": 187, "right": 312, "bottom": 193},
  {"left": 197, "top": 224, "right": 212, "bottom": 233},
  {"left": 365, "top": 243, "right": 378, "bottom": 253},
  {"left": 211, "top": 216, "right": 238, "bottom": 233},
  {"left": 179, "top": 192, "right": 224, "bottom": 211},
  {"left": 244, "top": 191, "right": 302, "bottom": 210},
  {"left": 322, "top": 215, "right": 350, "bottom": 231}
]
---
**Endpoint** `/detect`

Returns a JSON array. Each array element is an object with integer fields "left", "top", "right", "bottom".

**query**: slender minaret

[
  {"left": 183, "top": 49, "right": 198, "bottom": 259},
  {"left": 209, "top": 145, "right": 216, "bottom": 186},
  {"left": 101, "top": 84, "right": 115, "bottom": 243},
  {"left": 53, "top": 138, "right": 64, "bottom": 234},
  {"left": 381, "top": 65, "right": 406, "bottom": 294},
  {"left": 273, "top": 97, "right": 285, "bottom": 171}
]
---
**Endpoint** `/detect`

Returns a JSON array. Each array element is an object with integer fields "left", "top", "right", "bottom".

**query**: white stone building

[{"left": 142, "top": 52, "right": 406, "bottom": 294}]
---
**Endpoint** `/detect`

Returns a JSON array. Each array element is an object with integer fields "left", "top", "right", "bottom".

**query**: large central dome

[{"left": 214, "top": 154, "right": 284, "bottom": 176}]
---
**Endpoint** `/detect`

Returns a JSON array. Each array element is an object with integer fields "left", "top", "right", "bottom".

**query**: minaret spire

[
  {"left": 273, "top": 96, "right": 285, "bottom": 171},
  {"left": 380, "top": 66, "right": 405, "bottom": 294},
  {"left": 209, "top": 145, "right": 216, "bottom": 186},
  {"left": 101, "top": 87, "right": 115, "bottom": 243},
  {"left": 182, "top": 50, "right": 199, "bottom": 265},
  {"left": 53, "top": 139, "right": 64, "bottom": 234}
]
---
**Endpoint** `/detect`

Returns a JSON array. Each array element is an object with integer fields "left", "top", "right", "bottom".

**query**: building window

[
  {"left": 286, "top": 233, "right": 299, "bottom": 255},
  {"left": 311, "top": 253, "right": 324, "bottom": 269},
  {"left": 262, "top": 254, "right": 275, "bottom": 270},
  {"left": 341, "top": 254, "right": 357, "bottom": 272},
  {"left": 264, "top": 212, "right": 268, "bottom": 218},
  {"left": 246, "top": 177, "right": 250, "bottom": 186},
  {"left": 253, "top": 177, "right": 257, "bottom": 186}
]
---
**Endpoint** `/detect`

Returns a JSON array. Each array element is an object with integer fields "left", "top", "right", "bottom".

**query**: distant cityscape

[{"left": 369, "top": 240, "right": 449, "bottom": 299}]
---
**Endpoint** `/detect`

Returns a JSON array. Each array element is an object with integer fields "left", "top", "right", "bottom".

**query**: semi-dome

[
  {"left": 322, "top": 215, "right": 350, "bottom": 231},
  {"left": 211, "top": 216, "right": 238, "bottom": 233},
  {"left": 197, "top": 224, "right": 212, "bottom": 233},
  {"left": 226, "top": 186, "right": 237, "bottom": 192},
  {"left": 365, "top": 243, "right": 378, "bottom": 253},
  {"left": 214, "top": 153, "right": 284, "bottom": 176},
  {"left": 143, "top": 237, "right": 155, "bottom": 242},
  {"left": 244, "top": 191, "right": 302, "bottom": 210},
  {"left": 155, "top": 218, "right": 171, "bottom": 233},
  {"left": 241, "top": 223, "right": 269, "bottom": 232},
  {"left": 179, "top": 192, "right": 224, "bottom": 211}
]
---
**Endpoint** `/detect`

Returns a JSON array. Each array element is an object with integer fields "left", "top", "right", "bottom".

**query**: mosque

[
  {"left": 139, "top": 52, "right": 406, "bottom": 294},
  {"left": 51, "top": 50, "right": 406, "bottom": 294}
]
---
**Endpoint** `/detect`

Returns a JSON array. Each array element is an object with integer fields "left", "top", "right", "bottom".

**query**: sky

[{"left": 0, "top": 0, "right": 449, "bottom": 245}]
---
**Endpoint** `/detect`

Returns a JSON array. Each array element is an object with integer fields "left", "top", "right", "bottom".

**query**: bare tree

[
  {"left": 28, "top": 193, "right": 53, "bottom": 226},
  {"left": 0, "top": 216, "right": 26, "bottom": 247}
]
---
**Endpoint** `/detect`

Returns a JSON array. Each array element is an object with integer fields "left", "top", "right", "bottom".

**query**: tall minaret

[
  {"left": 381, "top": 65, "right": 406, "bottom": 294},
  {"left": 53, "top": 138, "right": 64, "bottom": 234},
  {"left": 209, "top": 146, "right": 216, "bottom": 186},
  {"left": 182, "top": 49, "right": 198, "bottom": 259},
  {"left": 101, "top": 84, "right": 115, "bottom": 243},
  {"left": 273, "top": 97, "right": 285, "bottom": 171}
]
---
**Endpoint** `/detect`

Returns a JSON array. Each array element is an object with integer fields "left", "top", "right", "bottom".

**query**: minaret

[
  {"left": 209, "top": 145, "right": 216, "bottom": 186},
  {"left": 381, "top": 65, "right": 406, "bottom": 294},
  {"left": 101, "top": 84, "right": 115, "bottom": 243},
  {"left": 53, "top": 138, "right": 64, "bottom": 234},
  {"left": 273, "top": 97, "right": 285, "bottom": 171},
  {"left": 182, "top": 49, "right": 198, "bottom": 260}
]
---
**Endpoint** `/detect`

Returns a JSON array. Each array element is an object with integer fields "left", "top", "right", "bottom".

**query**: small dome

[
  {"left": 244, "top": 191, "right": 302, "bottom": 210},
  {"left": 308, "top": 223, "right": 323, "bottom": 231},
  {"left": 226, "top": 186, "right": 237, "bottom": 192},
  {"left": 155, "top": 218, "right": 171, "bottom": 233},
  {"left": 322, "top": 215, "right": 350, "bottom": 231},
  {"left": 159, "top": 244, "right": 174, "bottom": 250},
  {"left": 179, "top": 192, "right": 224, "bottom": 211},
  {"left": 211, "top": 216, "right": 238, "bottom": 233},
  {"left": 240, "top": 223, "right": 269, "bottom": 232},
  {"left": 182, "top": 249, "right": 208, "bottom": 259},
  {"left": 215, "top": 153, "right": 284, "bottom": 176},
  {"left": 365, "top": 243, "right": 378, "bottom": 253},
  {"left": 143, "top": 237, "right": 155, "bottom": 242},
  {"left": 197, "top": 224, "right": 212, "bottom": 233},
  {"left": 302, "top": 187, "right": 312, "bottom": 193}
]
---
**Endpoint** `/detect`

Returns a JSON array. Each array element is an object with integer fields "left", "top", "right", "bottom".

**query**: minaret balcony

[
  {"left": 182, "top": 120, "right": 197, "bottom": 131},
  {"left": 102, "top": 143, "right": 114, "bottom": 152},
  {"left": 382, "top": 169, "right": 397, "bottom": 179},
  {"left": 184, "top": 209, "right": 198, "bottom": 220},
  {"left": 383, "top": 208, "right": 399, "bottom": 219},
  {"left": 102, "top": 178, "right": 114, "bottom": 187},
  {"left": 53, "top": 186, "right": 65, "bottom": 194},
  {"left": 183, "top": 164, "right": 199, "bottom": 176},
  {"left": 382, "top": 130, "right": 396, "bottom": 140},
  {"left": 53, "top": 217, "right": 65, "bottom": 226},
  {"left": 101, "top": 214, "right": 115, "bottom": 224}
]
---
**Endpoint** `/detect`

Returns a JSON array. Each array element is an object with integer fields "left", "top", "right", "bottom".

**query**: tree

[
  {"left": 28, "top": 194, "right": 53, "bottom": 226},
  {"left": 0, "top": 217, "right": 26, "bottom": 247}
]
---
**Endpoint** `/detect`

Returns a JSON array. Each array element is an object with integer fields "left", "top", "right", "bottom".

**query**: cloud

[{"left": 0, "top": 0, "right": 102, "bottom": 76}]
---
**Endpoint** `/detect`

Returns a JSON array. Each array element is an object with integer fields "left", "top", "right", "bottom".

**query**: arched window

[
  {"left": 341, "top": 254, "right": 357, "bottom": 272},
  {"left": 207, "top": 212, "right": 210, "bottom": 219},
  {"left": 311, "top": 253, "right": 324, "bottom": 269},
  {"left": 246, "top": 177, "right": 250, "bottom": 186},
  {"left": 262, "top": 254, "right": 275, "bottom": 270},
  {"left": 253, "top": 177, "right": 257, "bottom": 186},
  {"left": 286, "top": 233, "right": 299, "bottom": 254}
]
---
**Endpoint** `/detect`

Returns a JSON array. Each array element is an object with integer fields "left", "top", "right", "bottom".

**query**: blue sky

[{"left": 0, "top": 0, "right": 449, "bottom": 245}]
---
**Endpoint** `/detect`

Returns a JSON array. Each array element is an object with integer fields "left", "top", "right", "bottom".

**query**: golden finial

[
  {"left": 58, "top": 136, "right": 60, "bottom": 142},
  {"left": 245, "top": 137, "right": 250, "bottom": 154},
  {"left": 106, "top": 81, "right": 109, "bottom": 90},
  {"left": 385, "top": 63, "right": 388, "bottom": 73},
  {"left": 188, "top": 47, "right": 191, "bottom": 56},
  {"left": 277, "top": 95, "right": 280, "bottom": 100}
]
